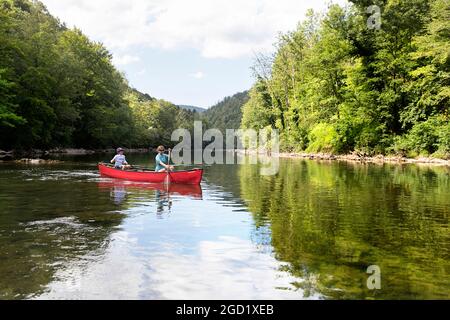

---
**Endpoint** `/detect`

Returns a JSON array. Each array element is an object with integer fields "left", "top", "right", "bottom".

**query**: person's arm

[
  {"left": 159, "top": 160, "right": 169, "bottom": 169},
  {"left": 158, "top": 155, "right": 170, "bottom": 169},
  {"left": 123, "top": 156, "right": 128, "bottom": 165},
  {"left": 165, "top": 153, "right": 174, "bottom": 171},
  {"left": 111, "top": 155, "right": 117, "bottom": 164}
]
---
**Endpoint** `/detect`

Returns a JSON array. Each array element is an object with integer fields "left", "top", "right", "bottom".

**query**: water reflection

[
  {"left": 36, "top": 235, "right": 309, "bottom": 300},
  {"left": 110, "top": 185, "right": 127, "bottom": 205},
  {"left": 31, "top": 172, "right": 306, "bottom": 299},
  {"left": 97, "top": 180, "right": 203, "bottom": 215},
  {"left": 155, "top": 190, "right": 173, "bottom": 215},
  {"left": 0, "top": 158, "right": 448, "bottom": 300},
  {"left": 238, "top": 161, "right": 450, "bottom": 299},
  {"left": 0, "top": 167, "right": 125, "bottom": 299}
]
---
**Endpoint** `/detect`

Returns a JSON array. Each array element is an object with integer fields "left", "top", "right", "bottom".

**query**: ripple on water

[
  {"left": 20, "top": 217, "right": 97, "bottom": 236},
  {"left": 21, "top": 170, "right": 100, "bottom": 182}
]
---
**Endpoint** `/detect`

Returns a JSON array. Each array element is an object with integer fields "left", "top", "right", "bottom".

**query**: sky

[{"left": 41, "top": 0, "right": 347, "bottom": 108}]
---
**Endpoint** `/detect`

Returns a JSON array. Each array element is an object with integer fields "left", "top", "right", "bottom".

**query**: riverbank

[
  {"left": 0, "top": 148, "right": 151, "bottom": 160},
  {"left": 2, "top": 148, "right": 449, "bottom": 167},
  {"left": 238, "top": 150, "right": 450, "bottom": 166}
]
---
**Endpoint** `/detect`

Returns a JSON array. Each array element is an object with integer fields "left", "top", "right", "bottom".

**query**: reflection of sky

[
  {"left": 37, "top": 235, "right": 312, "bottom": 300},
  {"left": 35, "top": 185, "right": 316, "bottom": 300}
]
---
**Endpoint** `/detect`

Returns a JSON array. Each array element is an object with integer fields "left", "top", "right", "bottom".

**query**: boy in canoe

[
  {"left": 155, "top": 145, "right": 174, "bottom": 172},
  {"left": 111, "top": 148, "right": 131, "bottom": 170}
]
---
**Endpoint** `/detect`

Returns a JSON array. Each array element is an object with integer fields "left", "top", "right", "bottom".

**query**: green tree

[
  {"left": 404, "top": 0, "right": 449, "bottom": 126},
  {"left": 242, "top": 0, "right": 446, "bottom": 158}
]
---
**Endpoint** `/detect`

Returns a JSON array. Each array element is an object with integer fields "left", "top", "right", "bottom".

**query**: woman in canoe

[{"left": 155, "top": 145, "right": 174, "bottom": 173}]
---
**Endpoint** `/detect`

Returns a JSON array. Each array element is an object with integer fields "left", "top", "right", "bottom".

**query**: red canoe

[{"left": 98, "top": 163, "right": 203, "bottom": 185}]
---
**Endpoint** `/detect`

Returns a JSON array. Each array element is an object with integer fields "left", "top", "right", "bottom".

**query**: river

[{"left": 0, "top": 154, "right": 448, "bottom": 299}]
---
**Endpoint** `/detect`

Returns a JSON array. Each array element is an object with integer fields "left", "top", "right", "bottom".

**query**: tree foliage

[
  {"left": 203, "top": 91, "right": 249, "bottom": 132},
  {"left": 242, "top": 0, "right": 449, "bottom": 158},
  {"left": 127, "top": 90, "right": 198, "bottom": 147},
  {"left": 0, "top": 0, "right": 195, "bottom": 150}
]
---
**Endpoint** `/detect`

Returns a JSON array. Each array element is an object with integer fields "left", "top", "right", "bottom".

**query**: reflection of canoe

[
  {"left": 98, "top": 163, "right": 203, "bottom": 185},
  {"left": 98, "top": 180, "right": 203, "bottom": 199}
]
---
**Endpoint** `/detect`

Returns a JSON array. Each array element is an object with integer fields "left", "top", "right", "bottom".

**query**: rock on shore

[
  {"left": 15, "top": 158, "right": 63, "bottom": 164},
  {"left": 237, "top": 150, "right": 450, "bottom": 166}
]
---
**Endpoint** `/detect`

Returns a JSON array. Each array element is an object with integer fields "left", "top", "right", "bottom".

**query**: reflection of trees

[
  {"left": 0, "top": 179, "right": 125, "bottom": 300},
  {"left": 239, "top": 160, "right": 450, "bottom": 299},
  {"left": 203, "top": 164, "right": 277, "bottom": 254},
  {"left": 202, "top": 164, "right": 244, "bottom": 201}
]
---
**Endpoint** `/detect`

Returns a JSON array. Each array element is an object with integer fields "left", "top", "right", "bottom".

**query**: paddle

[{"left": 164, "top": 149, "right": 172, "bottom": 185}]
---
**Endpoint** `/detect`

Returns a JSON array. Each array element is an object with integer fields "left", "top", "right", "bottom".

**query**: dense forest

[
  {"left": 0, "top": 0, "right": 197, "bottom": 150},
  {"left": 202, "top": 91, "right": 249, "bottom": 132},
  {"left": 242, "top": 0, "right": 449, "bottom": 158},
  {"left": 1, "top": 0, "right": 448, "bottom": 158}
]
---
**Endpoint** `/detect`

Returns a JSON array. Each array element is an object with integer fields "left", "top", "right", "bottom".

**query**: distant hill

[
  {"left": 130, "top": 89, "right": 203, "bottom": 116},
  {"left": 202, "top": 91, "right": 249, "bottom": 131},
  {"left": 178, "top": 105, "right": 206, "bottom": 113},
  {"left": 130, "top": 88, "right": 155, "bottom": 102}
]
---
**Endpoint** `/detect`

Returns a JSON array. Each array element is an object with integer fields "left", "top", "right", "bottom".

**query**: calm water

[{"left": 0, "top": 154, "right": 449, "bottom": 300}]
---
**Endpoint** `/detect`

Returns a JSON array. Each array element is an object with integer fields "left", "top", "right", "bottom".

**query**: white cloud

[
  {"left": 190, "top": 71, "right": 205, "bottom": 79},
  {"left": 42, "top": 0, "right": 347, "bottom": 59},
  {"left": 112, "top": 54, "right": 140, "bottom": 66},
  {"left": 36, "top": 235, "right": 316, "bottom": 299}
]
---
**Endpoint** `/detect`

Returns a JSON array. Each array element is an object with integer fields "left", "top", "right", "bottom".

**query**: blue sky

[
  {"left": 123, "top": 47, "right": 254, "bottom": 107},
  {"left": 42, "top": 0, "right": 347, "bottom": 108}
]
